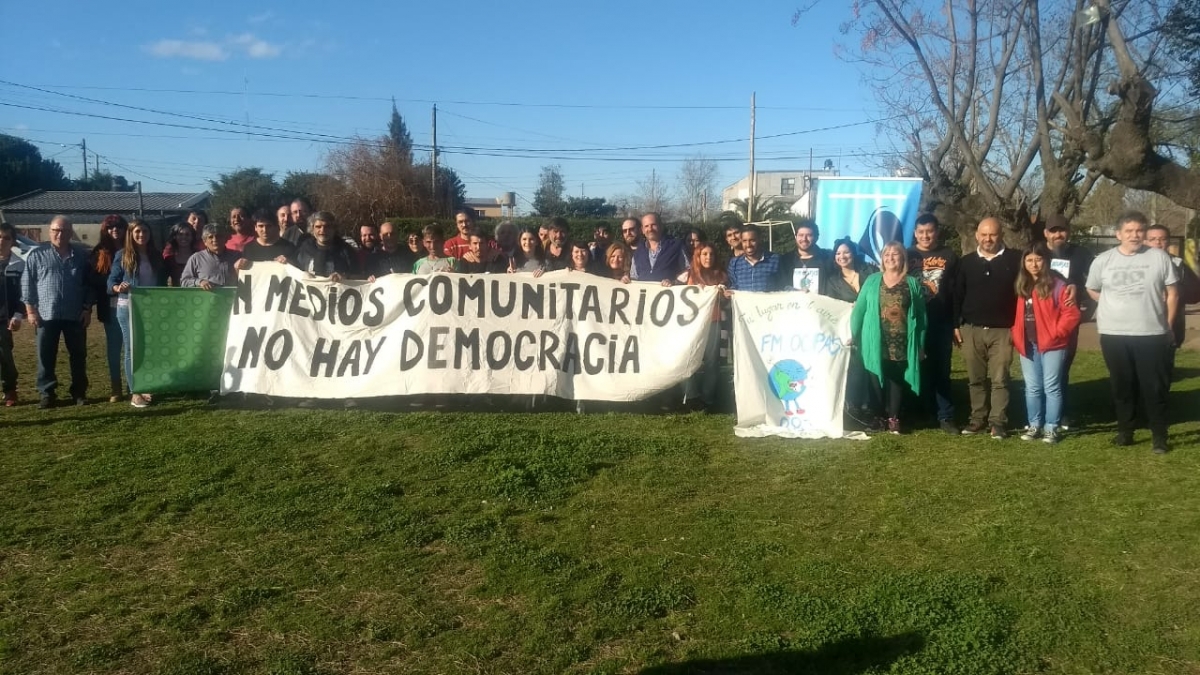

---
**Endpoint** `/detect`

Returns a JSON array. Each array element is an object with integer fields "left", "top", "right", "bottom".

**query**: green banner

[{"left": 129, "top": 287, "right": 235, "bottom": 393}]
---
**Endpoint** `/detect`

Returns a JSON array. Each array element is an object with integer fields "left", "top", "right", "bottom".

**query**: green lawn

[{"left": 1, "top": 328, "right": 1199, "bottom": 674}]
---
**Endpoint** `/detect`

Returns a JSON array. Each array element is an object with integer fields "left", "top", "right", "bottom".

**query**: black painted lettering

[
  {"left": 486, "top": 331, "right": 512, "bottom": 370},
  {"left": 428, "top": 326, "right": 450, "bottom": 368},
  {"left": 336, "top": 340, "right": 361, "bottom": 377},
  {"left": 579, "top": 285, "right": 603, "bottom": 323},
  {"left": 234, "top": 274, "right": 252, "bottom": 314},
  {"left": 454, "top": 328, "right": 480, "bottom": 369},
  {"left": 429, "top": 276, "right": 452, "bottom": 315},
  {"left": 362, "top": 337, "right": 386, "bottom": 374},
  {"left": 264, "top": 330, "right": 293, "bottom": 370},
  {"left": 237, "top": 326, "right": 266, "bottom": 368},
  {"left": 650, "top": 290, "right": 675, "bottom": 327},
  {"left": 457, "top": 277, "right": 485, "bottom": 317},
  {"left": 609, "top": 287, "right": 630, "bottom": 325},
  {"left": 677, "top": 285, "right": 701, "bottom": 325},
  {"left": 489, "top": 279, "right": 516, "bottom": 317},
  {"left": 540, "top": 331, "right": 561, "bottom": 370},
  {"left": 403, "top": 278, "right": 427, "bottom": 315},
  {"left": 310, "top": 338, "right": 340, "bottom": 377},
  {"left": 400, "top": 330, "right": 424, "bottom": 369},
  {"left": 514, "top": 331, "right": 536, "bottom": 370},
  {"left": 619, "top": 336, "right": 640, "bottom": 374},
  {"left": 583, "top": 333, "right": 606, "bottom": 375},
  {"left": 265, "top": 274, "right": 292, "bottom": 312},
  {"left": 521, "top": 283, "right": 544, "bottom": 319},
  {"left": 362, "top": 287, "right": 385, "bottom": 327}
]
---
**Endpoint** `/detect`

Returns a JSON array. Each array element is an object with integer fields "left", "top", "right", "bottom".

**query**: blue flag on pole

[{"left": 812, "top": 178, "right": 924, "bottom": 264}]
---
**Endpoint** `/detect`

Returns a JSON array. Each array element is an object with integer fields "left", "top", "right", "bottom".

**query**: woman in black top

[{"left": 829, "top": 238, "right": 879, "bottom": 428}]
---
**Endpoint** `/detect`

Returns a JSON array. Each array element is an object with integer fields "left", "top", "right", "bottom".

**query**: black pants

[
  {"left": 871, "top": 359, "right": 908, "bottom": 420},
  {"left": 0, "top": 325, "right": 16, "bottom": 392},
  {"left": 920, "top": 321, "right": 955, "bottom": 422},
  {"left": 35, "top": 319, "right": 89, "bottom": 399},
  {"left": 1099, "top": 334, "right": 1171, "bottom": 443},
  {"left": 1060, "top": 327, "right": 1079, "bottom": 419},
  {"left": 845, "top": 349, "right": 874, "bottom": 412}
]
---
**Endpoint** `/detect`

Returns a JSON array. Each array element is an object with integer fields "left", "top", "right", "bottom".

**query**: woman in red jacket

[{"left": 1012, "top": 244, "right": 1081, "bottom": 444}]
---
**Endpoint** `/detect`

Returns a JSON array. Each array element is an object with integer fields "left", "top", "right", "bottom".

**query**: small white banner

[
  {"left": 221, "top": 262, "right": 717, "bottom": 400},
  {"left": 731, "top": 291, "right": 854, "bottom": 439}
]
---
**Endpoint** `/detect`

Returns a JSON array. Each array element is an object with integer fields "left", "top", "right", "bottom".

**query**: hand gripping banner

[{"left": 220, "top": 263, "right": 719, "bottom": 401}]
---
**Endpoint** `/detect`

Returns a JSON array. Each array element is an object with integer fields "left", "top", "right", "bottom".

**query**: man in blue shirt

[
  {"left": 727, "top": 225, "right": 785, "bottom": 292},
  {"left": 21, "top": 215, "right": 94, "bottom": 408}
]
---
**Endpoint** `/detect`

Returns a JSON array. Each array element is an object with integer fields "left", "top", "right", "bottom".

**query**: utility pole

[
  {"left": 748, "top": 93, "right": 756, "bottom": 223},
  {"left": 136, "top": 181, "right": 144, "bottom": 218},
  {"left": 94, "top": 154, "right": 99, "bottom": 177},
  {"left": 81, "top": 139, "right": 88, "bottom": 182},
  {"left": 431, "top": 104, "right": 439, "bottom": 216}
]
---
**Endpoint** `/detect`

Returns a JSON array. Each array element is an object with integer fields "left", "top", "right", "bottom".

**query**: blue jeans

[
  {"left": 101, "top": 311, "right": 123, "bottom": 391},
  {"left": 116, "top": 304, "right": 133, "bottom": 391},
  {"left": 1018, "top": 346, "right": 1065, "bottom": 431},
  {"left": 35, "top": 319, "right": 89, "bottom": 398}
]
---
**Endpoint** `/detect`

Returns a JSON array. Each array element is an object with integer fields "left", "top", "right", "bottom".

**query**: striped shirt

[{"left": 20, "top": 243, "right": 92, "bottom": 322}]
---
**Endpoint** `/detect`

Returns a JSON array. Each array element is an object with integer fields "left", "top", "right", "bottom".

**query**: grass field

[{"left": 1, "top": 328, "right": 1199, "bottom": 674}]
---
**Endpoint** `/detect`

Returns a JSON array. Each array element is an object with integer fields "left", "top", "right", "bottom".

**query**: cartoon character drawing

[
  {"left": 768, "top": 359, "right": 809, "bottom": 416},
  {"left": 859, "top": 207, "right": 903, "bottom": 264}
]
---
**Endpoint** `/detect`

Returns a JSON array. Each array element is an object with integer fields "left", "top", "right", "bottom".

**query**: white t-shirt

[{"left": 1086, "top": 246, "right": 1178, "bottom": 336}]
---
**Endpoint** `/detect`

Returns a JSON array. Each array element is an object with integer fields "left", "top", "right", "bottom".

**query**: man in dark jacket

[
  {"left": 0, "top": 223, "right": 25, "bottom": 406},
  {"left": 779, "top": 222, "right": 835, "bottom": 295},
  {"left": 1043, "top": 213, "right": 1094, "bottom": 428},
  {"left": 907, "top": 213, "right": 960, "bottom": 434},
  {"left": 293, "top": 212, "right": 357, "bottom": 281},
  {"left": 630, "top": 213, "right": 688, "bottom": 284}
]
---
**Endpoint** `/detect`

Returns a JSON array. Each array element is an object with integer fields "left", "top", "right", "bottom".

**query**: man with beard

[
  {"left": 544, "top": 217, "right": 571, "bottom": 271},
  {"left": 293, "top": 212, "right": 356, "bottom": 281},
  {"left": 954, "top": 217, "right": 1024, "bottom": 439},
  {"left": 1042, "top": 213, "right": 1094, "bottom": 429},
  {"left": 226, "top": 207, "right": 254, "bottom": 252},
  {"left": 630, "top": 212, "right": 688, "bottom": 285},
  {"left": 282, "top": 198, "right": 312, "bottom": 246},
  {"left": 444, "top": 209, "right": 477, "bottom": 259},
  {"left": 780, "top": 222, "right": 834, "bottom": 295},
  {"left": 619, "top": 217, "right": 642, "bottom": 251},
  {"left": 588, "top": 222, "right": 613, "bottom": 263},
  {"left": 907, "top": 213, "right": 960, "bottom": 434}
]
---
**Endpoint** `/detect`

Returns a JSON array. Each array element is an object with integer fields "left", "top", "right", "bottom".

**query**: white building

[{"left": 721, "top": 168, "right": 841, "bottom": 212}]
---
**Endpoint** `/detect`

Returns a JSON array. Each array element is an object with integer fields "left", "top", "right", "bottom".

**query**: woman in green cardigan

[{"left": 850, "top": 241, "right": 927, "bottom": 434}]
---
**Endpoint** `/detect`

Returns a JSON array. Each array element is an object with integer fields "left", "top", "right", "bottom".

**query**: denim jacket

[{"left": 107, "top": 249, "right": 169, "bottom": 299}]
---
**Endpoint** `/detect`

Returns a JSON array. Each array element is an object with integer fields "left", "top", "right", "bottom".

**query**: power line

[{"left": 19, "top": 82, "right": 874, "bottom": 111}]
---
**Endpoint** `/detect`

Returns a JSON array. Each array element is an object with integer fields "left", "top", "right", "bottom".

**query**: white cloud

[
  {"left": 144, "top": 33, "right": 283, "bottom": 61},
  {"left": 247, "top": 11, "right": 274, "bottom": 24},
  {"left": 145, "top": 39, "right": 228, "bottom": 61},
  {"left": 230, "top": 33, "right": 282, "bottom": 58}
]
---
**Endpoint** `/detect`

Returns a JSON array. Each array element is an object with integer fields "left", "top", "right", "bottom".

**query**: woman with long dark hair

[
  {"left": 683, "top": 242, "right": 728, "bottom": 411},
  {"left": 1012, "top": 244, "right": 1080, "bottom": 444},
  {"left": 162, "top": 223, "right": 198, "bottom": 286},
  {"left": 91, "top": 215, "right": 128, "bottom": 401},
  {"left": 828, "top": 237, "right": 879, "bottom": 426},
  {"left": 508, "top": 228, "right": 546, "bottom": 276},
  {"left": 108, "top": 220, "right": 167, "bottom": 408},
  {"left": 850, "top": 241, "right": 926, "bottom": 434}
]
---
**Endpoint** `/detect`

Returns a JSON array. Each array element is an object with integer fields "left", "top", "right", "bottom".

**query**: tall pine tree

[{"left": 387, "top": 98, "right": 414, "bottom": 165}]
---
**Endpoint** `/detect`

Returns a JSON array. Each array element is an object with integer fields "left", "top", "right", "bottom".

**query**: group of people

[{"left": 2, "top": 202, "right": 1196, "bottom": 453}]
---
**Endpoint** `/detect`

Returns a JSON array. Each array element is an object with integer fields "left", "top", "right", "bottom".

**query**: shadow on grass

[
  {"left": 1, "top": 405, "right": 195, "bottom": 427},
  {"left": 636, "top": 632, "right": 924, "bottom": 675}
]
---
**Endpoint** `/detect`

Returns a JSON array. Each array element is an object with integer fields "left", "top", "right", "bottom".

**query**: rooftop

[{"left": 0, "top": 190, "right": 211, "bottom": 214}]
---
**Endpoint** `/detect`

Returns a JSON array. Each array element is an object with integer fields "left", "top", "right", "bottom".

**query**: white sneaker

[
  {"left": 130, "top": 394, "right": 149, "bottom": 408},
  {"left": 1019, "top": 426, "right": 1041, "bottom": 441},
  {"left": 1042, "top": 428, "right": 1061, "bottom": 444}
]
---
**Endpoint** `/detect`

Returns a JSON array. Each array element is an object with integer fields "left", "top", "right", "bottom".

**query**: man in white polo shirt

[{"left": 1086, "top": 211, "right": 1179, "bottom": 454}]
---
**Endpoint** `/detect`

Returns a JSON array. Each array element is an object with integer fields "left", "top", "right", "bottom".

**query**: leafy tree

[
  {"left": 1164, "top": 0, "right": 1200, "bottom": 97},
  {"left": 208, "top": 168, "right": 280, "bottom": 224},
  {"left": 532, "top": 164, "right": 566, "bottom": 216},
  {"left": 74, "top": 169, "right": 133, "bottom": 192},
  {"left": 563, "top": 196, "right": 617, "bottom": 218},
  {"left": 725, "top": 195, "right": 794, "bottom": 223},
  {"left": 387, "top": 99, "right": 414, "bottom": 165},
  {"left": 0, "top": 134, "right": 71, "bottom": 200},
  {"left": 279, "top": 171, "right": 334, "bottom": 209}
]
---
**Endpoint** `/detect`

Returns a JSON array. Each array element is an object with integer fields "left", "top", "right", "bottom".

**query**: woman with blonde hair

[{"left": 850, "top": 241, "right": 926, "bottom": 434}]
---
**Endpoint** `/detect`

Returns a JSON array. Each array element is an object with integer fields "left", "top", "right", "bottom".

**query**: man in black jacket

[
  {"left": 293, "top": 212, "right": 357, "bottom": 281},
  {"left": 779, "top": 222, "right": 835, "bottom": 295},
  {"left": 907, "top": 213, "right": 960, "bottom": 434},
  {"left": 954, "top": 217, "right": 1024, "bottom": 439},
  {"left": 1043, "top": 214, "right": 1093, "bottom": 429}
]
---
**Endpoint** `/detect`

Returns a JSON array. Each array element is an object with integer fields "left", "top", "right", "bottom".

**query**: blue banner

[{"left": 813, "top": 178, "right": 924, "bottom": 263}]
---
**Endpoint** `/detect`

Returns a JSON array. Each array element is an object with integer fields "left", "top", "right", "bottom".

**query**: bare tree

[
  {"left": 832, "top": 0, "right": 1194, "bottom": 245},
  {"left": 676, "top": 154, "right": 720, "bottom": 223},
  {"left": 633, "top": 169, "right": 674, "bottom": 218},
  {"left": 318, "top": 137, "right": 464, "bottom": 226}
]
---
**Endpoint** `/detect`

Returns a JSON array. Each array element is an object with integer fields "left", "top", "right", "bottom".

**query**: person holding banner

[
  {"left": 293, "top": 212, "right": 357, "bottom": 281},
  {"left": 509, "top": 229, "right": 546, "bottom": 275},
  {"left": 458, "top": 233, "right": 508, "bottom": 274},
  {"left": 544, "top": 218, "right": 572, "bottom": 271},
  {"left": 181, "top": 224, "right": 241, "bottom": 290},
  {"left": 850, "top": 242, "right": 926, "bottom": 434},
  {"left": 566, "top": 241, "right": 598, "bottom": 275},
  {"left": 727, "top": 225, "right": 785, "bottom": 293},
  {"left": 413, "top": 224, "right": 458, "bottom": 274},
  {"left": 242, "top": 209, "right": 297, "bottom": 265},
  {"left": 631, "top": 213, "right": 688, "bottom": 285},
  {"left": 1011, "top": 245, "right": 1081, "bottom": 444},
  {"left": 828, "top": 238, "right": 878, "bottom": 427},
  {"left": 369, "top": 222, "right": 415, "bottom": 279},
  {"left": 108, "top": 219, "right": 169, "bottom": 409},
  {"left": 781, "top": 222, "right": 834, "bottom": 295},
  {"left": 600, "top": 243, "right": 632, "bottom": 283},
  {"left": 683, "top": 242, "right": 728, "bottom": 411}
]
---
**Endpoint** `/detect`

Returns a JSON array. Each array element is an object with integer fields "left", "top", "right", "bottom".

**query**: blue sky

[{"left": 1, "top": 0, "right": 890, "bottom": 211}]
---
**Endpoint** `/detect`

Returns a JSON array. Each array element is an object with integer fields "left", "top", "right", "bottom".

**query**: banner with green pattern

[{"left": 129, "top": 287, "right": 235, "bottom": 393}]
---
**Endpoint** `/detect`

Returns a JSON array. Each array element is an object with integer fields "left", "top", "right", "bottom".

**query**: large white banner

[
  {"left": 221, "top": 262, "right": 718, "bottom": 400},
  {"left": 731, "top": 291, "right": 854, "bottom": 439}
]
